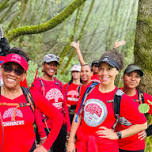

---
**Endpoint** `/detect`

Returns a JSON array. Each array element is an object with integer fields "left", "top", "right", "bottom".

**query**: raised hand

[
  {"left": 71, "top": 41, "right": 80, "bottom": 51},
  {"left": 114, "top": 40, "right": 126, "bottom": 49}
]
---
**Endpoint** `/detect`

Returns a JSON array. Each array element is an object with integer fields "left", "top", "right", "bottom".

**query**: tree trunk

[
  {"left": 135, "top": 1, "right": 152, "bottom": 151},
  {"left": 6, "top": 0, "right": 87, "bottom": 42},
  {"left": 134, "top": 0, "right": 152, "bottom": 94}
]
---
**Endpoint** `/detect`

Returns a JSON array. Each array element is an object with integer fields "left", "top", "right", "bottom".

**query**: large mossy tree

[
  {"left": 134, "top": 1, "right": 152, "bottom": 151},
  {"left": 134, "top": 0, "right": 152, "bottom": 93}
]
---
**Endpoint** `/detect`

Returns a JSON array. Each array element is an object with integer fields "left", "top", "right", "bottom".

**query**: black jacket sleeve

[{"left": 0, "top": 37, "right": 10, "bottom": 56}]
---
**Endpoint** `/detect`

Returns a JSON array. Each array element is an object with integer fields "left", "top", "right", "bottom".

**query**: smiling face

[
  {"left": 72, "top": 71, "right": 80, "bottom": 81},
  {"left": 123, "top": 71, "right": 141, "bottom": 89},
  {"left": 1, "top": 62, "right": 26, "bottom": 89},
  {"left": 98, "top": 62, "right": 118, "bottom": 87},
  {"left": 92, "top": 65, "right": 99, "bottom": 75},
  {"left": 43, "top": 61, "right": 58, "bottom": 78},
  {"left": 80, "top": 65, "right": 92, "bottom": 85}
]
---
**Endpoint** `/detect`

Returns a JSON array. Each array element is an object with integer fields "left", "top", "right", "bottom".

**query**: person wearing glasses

[
  {"left": 67, "top": 49, "right": 147, "bottom": 152},
  {"left": 31, "top": 54, "right": 70, "bottom": 152},
  {"left": 0, "top": 48, "right": 63, "bottom": 152}
]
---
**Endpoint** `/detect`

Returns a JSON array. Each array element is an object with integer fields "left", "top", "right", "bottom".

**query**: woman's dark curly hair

[{"left": 99, "top": 48, "right": 124, "bottom": 70}]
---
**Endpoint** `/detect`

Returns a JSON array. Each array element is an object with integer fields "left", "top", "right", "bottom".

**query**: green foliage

[
  {"left": 26, "top": 60, "right": 42, "bottom": 87},
  {"left": 145, "top": 115, "right": 152, "bottom": 152}
]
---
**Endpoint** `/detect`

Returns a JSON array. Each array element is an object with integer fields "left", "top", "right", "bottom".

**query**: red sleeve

[
  {"left": 61, "top": 83, "right": 71, "bottom": 132},
  {"left": 144, "top": 92, "right": 152, "bottom": 115},
  {"left": 120, "top": 94, "right": 147, "bottom": 124},
  {"left": 34, "top": 109, "right": 47, "bottom": 138},
  {"left": 32, "top": 90, "right": 63, "bottom": 150}
]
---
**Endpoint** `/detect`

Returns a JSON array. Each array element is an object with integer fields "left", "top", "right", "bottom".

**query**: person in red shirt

[
  {"left": 71, "top": 40, "right": 126, "bottom": 83},
  {"left": 67, "top": 49, "right": 147, "bottom": 152},
  {"left": 90, "top": 60, "right": 100, "bottom": 83},
  {"left": 64, "top": 64, "right": 81, "bottom": 123},
  {"left": 0, "top": 49, "right": 63, "bottom": 152},
  {"left": 117, "top": 64, "right": 152, "bottom": 152},
  {"left": 0, "top": 37, "right": 28, "bottom": 87},
  {"left": 31, "top": 53, "right": 70, "bottom": 152},
  {"left": 71, "top": 41, "right": 100, "bottom": 82}
]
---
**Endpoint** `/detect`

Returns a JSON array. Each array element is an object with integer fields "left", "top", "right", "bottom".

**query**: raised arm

[{"left": 71, "top": 41, "right": 85, "bottom": 66}]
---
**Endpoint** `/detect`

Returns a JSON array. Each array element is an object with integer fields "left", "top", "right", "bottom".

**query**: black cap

[
  {"left": 99, "top": 56, "right": 120, "bottom": 70},
  {"left": 124, "top": 64, "right": 144, "bottom": 77},
  {"left": 91, "top": 60, "right": 99, "bottom": 67}
]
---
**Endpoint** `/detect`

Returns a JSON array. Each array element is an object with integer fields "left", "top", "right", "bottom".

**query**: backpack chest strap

[{"left": 0, "top": 102, "right": 31, "bottom": 121}]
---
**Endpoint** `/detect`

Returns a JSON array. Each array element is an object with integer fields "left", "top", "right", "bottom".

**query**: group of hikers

[{"left": 0, "top": 34, "right": 151, "bottom": 152}]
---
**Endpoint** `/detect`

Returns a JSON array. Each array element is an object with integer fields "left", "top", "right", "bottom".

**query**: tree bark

[
  {"left": 134, "top": 0, "right": 152, "bottom": 94},
  {"left": 6, "top": 0, "right": 87, "bottom": 42},
  {"left": 135, "top": 1, "right": 152, "bottom": 151}
]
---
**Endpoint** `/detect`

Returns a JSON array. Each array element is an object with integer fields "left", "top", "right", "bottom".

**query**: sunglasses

[{"left": 3, "top": 64, "right": 25, "bottom": 76}]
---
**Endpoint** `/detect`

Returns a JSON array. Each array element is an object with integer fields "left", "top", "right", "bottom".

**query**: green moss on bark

[{"left": 6, "top": 0, "right": 87, "bottom": 42}]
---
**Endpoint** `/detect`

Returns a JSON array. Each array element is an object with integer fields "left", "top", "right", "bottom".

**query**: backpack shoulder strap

[
  {"left": 75, "top": 82, "right": 99, "bottom": 122},
  {"left": 137, "top": 88, "right": 144, "bottom": 104},
  {"left": 39, "top": 79, "right": 45, "bottom": 96},
  {"left": 65, "top": 82, "right": 71, "bottom": 100},
  {"left": 77, "top": 84, "right": 82, "bottom": 95},
  {"left": 113, "top": 89, "right": 124, "bottom": 117},
  {"left": 54, "top": 78, "right": 63, "bottom": 91},
  {"left": 21, "top": 87, "right": 35, "bottom": 112},
  {"left": 113, "top": 89, "right": 124, "bottom": 129}
]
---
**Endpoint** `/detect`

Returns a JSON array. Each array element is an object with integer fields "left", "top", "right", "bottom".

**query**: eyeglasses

[{"left": 3, "top": 64, "right": 25, "bottom": 76}]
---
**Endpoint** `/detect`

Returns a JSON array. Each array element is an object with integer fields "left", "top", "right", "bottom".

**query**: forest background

[{"left": 0, "top": 0, "right": 152, "bottom": 151}]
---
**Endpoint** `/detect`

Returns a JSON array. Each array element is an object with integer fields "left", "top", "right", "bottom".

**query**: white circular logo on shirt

[
  {"left": 84, "top": 99, "right": 107, "bottom": 127},
  {"left": 45, "top": 88, "right": 64, "bottom": 102}
]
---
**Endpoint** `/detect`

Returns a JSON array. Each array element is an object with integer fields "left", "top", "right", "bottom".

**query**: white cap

[{"left": 70, "top": 64, "right": 81, "bottom": 72}]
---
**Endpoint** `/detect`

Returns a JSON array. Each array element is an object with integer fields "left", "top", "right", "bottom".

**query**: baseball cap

[
  {"left": 124, "top": 64, "right": 144, "bottom": 77},
  {"left": 99, "top": 56, "right": 120, "bottom": 70},
  {"left": 43, "top": 54, "right": 59, "bottom": 64},
  {"left": 0, "top": 56, "right": 5, "bottom": 65},
  {"left": 91, "top": 60, "right": 99, "bottom": 67},
  {"left": 70, "top": 64, "right": 81, "bottom": 72},
  {"left": 2, "top": 53, "right": 28, "bottom": 71}
]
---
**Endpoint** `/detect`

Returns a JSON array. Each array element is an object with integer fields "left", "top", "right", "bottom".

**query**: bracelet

[{"left": 116, "top": 131, "right": 122, "bottom": 139}]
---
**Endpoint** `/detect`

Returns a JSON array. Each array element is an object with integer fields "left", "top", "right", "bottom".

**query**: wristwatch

[{"left": 116, "top": 131, "right": 122, "bottom": 139}]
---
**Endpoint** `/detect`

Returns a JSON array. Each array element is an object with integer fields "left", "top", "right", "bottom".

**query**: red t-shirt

[
  {"left": 91, "top": 74, "right": 100, "bottom": 83},
  {"left": 31, "top": 77, "right": 70, "bottom": 135},
  {"left": 64, "top": 82, "right": 80, "bottom": 106},
  {"left": 75, "top": 85, "right": 146, "bottom": 152},
  {"left": 117, "top": 88, "right": 152, "bottom": 151},
  {"left": 0, "top": 90, "right": 63, "bottom": 152}
]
